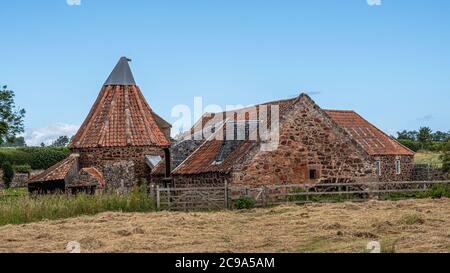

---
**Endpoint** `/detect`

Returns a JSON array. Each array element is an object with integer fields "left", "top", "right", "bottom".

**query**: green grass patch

[
  {"left": 297, "top": 237, "right": 330, "bottom": 253},
  {"left": 414, "top": 151, "right": 443, "bottom": 167},
  {"left": 0, "top": 186, "right": 155, "bottom": 226},
  {"left": 381, "top": 184, "right": 450, "bottom": 201},
  {"left": 0, "top": 188, "right": 28, "bottom": 197},
  {"left": 286, "top": 188, "right": 361, "bottom": 203}
]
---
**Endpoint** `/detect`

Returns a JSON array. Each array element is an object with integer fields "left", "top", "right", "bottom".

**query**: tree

[
  {"left": 396, "top": 130, "right": 418, "bottom": 141},
  {"left": 0, "top": 86, "right": 26, "bottom": 145},
  {"left": 1, "top": 136, "right": 26, "bottom": 147},
  {"left": 432, "top": 131, "right": 450, "bottom": 142},
  {"left": 40, "top": 142, "right": 46, "bottom": 147},
  {"left": 2, "top": 161, "right": 14, "bottom": 189},
  {"left": 51, "top": 136, "right": 70, "bottom": 147},
  {"left": 417, "top": 127, "right": 432, "bottom": 149}
]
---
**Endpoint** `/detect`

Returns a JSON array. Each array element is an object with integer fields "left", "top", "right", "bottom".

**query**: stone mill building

[
  {"left": 152, "top": 94, "right": 415, "bottom": 188},
  {"left": 29, "top": 58, "right": 415, "bottom": 193},
  {"left": 29, "top": 57, "right": 172, "bottom": 193}
]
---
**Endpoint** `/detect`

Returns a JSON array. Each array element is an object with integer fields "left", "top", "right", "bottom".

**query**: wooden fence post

[
  {"left": 167, "top": 187, "right": 171, "bottom": 208},
  {"left": 224, "top": 181, "right": 229, "bottom": 209},
  {"left": 156, "top": 185, "right": 160, "bottom": 209},
  {"left": 262, "top": 186, "right": 267, "bottom": 208}
]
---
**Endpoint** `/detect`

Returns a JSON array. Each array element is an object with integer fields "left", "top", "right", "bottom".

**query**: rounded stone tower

[{"left": 69, "top": 57, "right": 171, "bottom": 185}]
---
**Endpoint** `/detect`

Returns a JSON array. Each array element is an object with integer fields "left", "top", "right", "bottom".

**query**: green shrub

[
  {"left": 2, "top": 161, "right": 14, "bottom": 189},
  {"left": 427, "top": 184, "right": 450, "bottom": 199},
  {"left": 383, "top": 184, "right": 450, "bottom": 200},
  {"left": 0, "top": 148, "right": 33, "bottom": 166},
  {"left": 0, "top": 147, "right": 70, "bottom": 170},
  {"left": 13, "top": 164, "right": 32, "bottom": 174},
  {"left": 397, "top": 139, "right": 421, "bottom": 152},
  {"left": 428, "top": 141, "right": 446, "bottom": 152},
  {"left": 19, "top": 147, "right": 70, "bottom": 170},
  {"left": 235, "top": 196, "right": 256, "bottom": 210}
]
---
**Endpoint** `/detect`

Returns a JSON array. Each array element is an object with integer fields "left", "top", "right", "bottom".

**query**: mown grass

[{"left": 0, "top": 186, "right": 155, "bottom": 226}]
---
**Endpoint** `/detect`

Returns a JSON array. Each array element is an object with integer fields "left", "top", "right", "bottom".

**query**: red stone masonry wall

[
  {"left": 232, "top": 96, "right": 377, "bottom": 187},
  {"left": 72, "top": 146, "right": 165, "bottom": 184},
  {"left": 373, "top": 155, "right": 414, "bottom": 182},
  {"left": 172, "top": 173, "right": 230, "bottom": 188}
]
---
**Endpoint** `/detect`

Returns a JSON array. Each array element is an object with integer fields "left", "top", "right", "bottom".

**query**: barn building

[
  {"left": 29, "top": 58, "right": 414, "bottom": 193},
  {"left": 29, "top": 57, "right": 172, "bottom": 193},
  {"left": 152, "top": 94, "right": 414, "bottom": 188}
]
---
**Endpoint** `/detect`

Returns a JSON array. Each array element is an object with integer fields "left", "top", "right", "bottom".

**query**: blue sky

[{"left": 1, "top": 0, "right": 449, "bottom": 145}]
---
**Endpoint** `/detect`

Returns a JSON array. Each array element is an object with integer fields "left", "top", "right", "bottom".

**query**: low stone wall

[
  {"left": 173, "top": 173, "right": 229, "bottom": 188},
  {"left": 0, "top": 170, "right": 45, "bottom": 189},
  {"left": 413, "top": 164, "right": 449, "bottom": 181}
]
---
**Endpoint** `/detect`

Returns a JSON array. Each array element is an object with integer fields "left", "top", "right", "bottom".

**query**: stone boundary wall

[
  {"left": 413, "top": 164, "right": 449, "bottom": 181},
  {"left": 0, "top": 170, "right": 45, "bottom": 189}
]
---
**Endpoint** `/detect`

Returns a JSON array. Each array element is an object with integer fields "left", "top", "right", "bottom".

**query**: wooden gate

[{"left": 156, "top": 185, "right": 229, "bottom": 211}]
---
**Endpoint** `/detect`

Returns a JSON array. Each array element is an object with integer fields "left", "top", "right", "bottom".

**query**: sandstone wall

[
  {"left": 72, "top": 146, "right": 164, "bottom": 183},
  {"left": 172, "top": 173, "right": 229, "bottom": 188},
  {"left": 102, "top": 161, "right": 136, "bottom": 193},
  {"left": 373, "top": 155, "right": 414, "bottom": 182},
  {"left": 232, "top": 97, "right": 377, "bottom": 187}
]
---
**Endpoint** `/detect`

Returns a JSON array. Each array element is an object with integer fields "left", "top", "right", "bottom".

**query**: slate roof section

[
  {"left": 69, "top": 58, "right": 170, "bottom": 149},
  {"left": 29, "top": 154, "right": 79, "bottom": 184},
  {"left": 324, "top": 110, "right": 414, "bottom": 156},
  {"left": 104, "top": 57, "right": 136, "bottom": 86}
]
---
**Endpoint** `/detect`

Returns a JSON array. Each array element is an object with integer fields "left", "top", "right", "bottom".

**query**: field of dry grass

[
  {"left": 415, "top": 151, "right": 443, "bottom": 167},
  {"left": 0, "top": 198, "right": 449, "bottom": 253}
]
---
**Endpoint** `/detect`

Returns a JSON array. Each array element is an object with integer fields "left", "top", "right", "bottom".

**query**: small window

[
  {"left": 309, "top": 169, "right": 318, "bottom": 180},
  {"left": 395, "top": 159, "right": 401, "bottom": 175},
  {"left": 375, "top": 161, "right": 382, "bottom": 176}
]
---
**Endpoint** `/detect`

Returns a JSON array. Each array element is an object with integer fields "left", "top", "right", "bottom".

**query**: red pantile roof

[
  {"left": 81, "top": 167, "right": 105, "bottom": 188},
  {"left": 29, "top": 154, "right": 79, "bottom": 184},
  {"left": 324, "top": 110, "right": 414, "bottom": 156},
  {"left": 173, "top": 140, "right": 257, "bottom": 175},
  {"left": 173, "top": 98, "right": 296, "bottom": 175},
  {"left": 190, "top": 98, "right": 296, "bottom": 138},
  {"left": 172, "top": 94, "right": 414, "bottom": 176},
  {"left": 69, "top": 58, "right": 170, "bottom": 149}
]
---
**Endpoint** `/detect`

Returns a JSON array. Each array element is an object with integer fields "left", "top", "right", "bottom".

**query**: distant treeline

[{"left": 396, "top": 127, "right": 450, "bottom": 152}]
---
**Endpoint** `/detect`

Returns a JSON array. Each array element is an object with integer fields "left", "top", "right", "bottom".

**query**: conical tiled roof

[{"left": 69, "top": 57, "right": 170, "bottom": 149}]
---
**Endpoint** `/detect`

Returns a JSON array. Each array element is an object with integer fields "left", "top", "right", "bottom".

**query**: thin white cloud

[
  {"left": 23, "top": 123, "right": 80, "bottom": 147},
  {"left": 66, "top": 0, "right": 81, "bottom": 6},
  {"left": 367, "top": 0, "right": 382, "bottom": 6}
]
